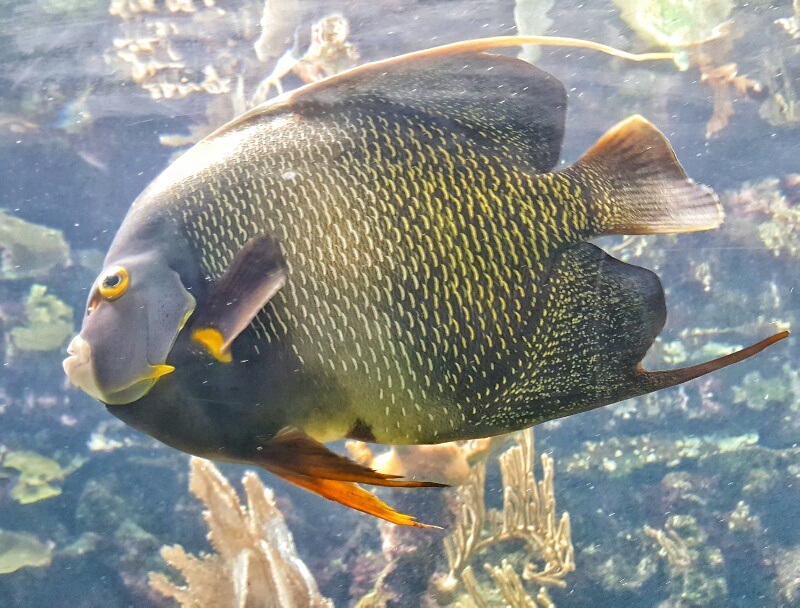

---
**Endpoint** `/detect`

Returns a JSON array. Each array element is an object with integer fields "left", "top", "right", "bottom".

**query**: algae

[
  {"left": 613, "top": 0, "right": 732, "bottom": 49},
  {"left": 0, "top": 530, "right": 53, "bottom": 574},
  {"left": 1, "top": 450, "right": 81, "bottom": 505},
  {"left": 7, "top": 284, "right": 74, "bottom": 356},
  {"left": 0, "top": 211, "right": 70, "bottom": 280}
]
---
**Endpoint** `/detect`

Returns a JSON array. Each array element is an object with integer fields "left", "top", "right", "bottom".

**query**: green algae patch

[
  {"left": 7, "top": 284, "right": 74, "bottom": 356},
  {"left": 0, "top": 450, "right": 83, "bottom": 505},
  {"left": 612, "top": 0, "right": 733, "bottom": 49},
  {"left": 0, "top": 530, "right": 53, "bottom": 574},
  {"left": 0, "top": 211, "right": 70, "bottom": 280}
]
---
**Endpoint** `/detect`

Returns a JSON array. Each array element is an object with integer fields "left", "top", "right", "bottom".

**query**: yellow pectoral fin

[
  {"left": 146, "top": 364, "right": 175, "bottom": 380},
  {"left": 274, "top": 470, "right": 440, "bottom": 528},
  {"left": 191, "top": 327, "right": 233, "bottom": 363}
]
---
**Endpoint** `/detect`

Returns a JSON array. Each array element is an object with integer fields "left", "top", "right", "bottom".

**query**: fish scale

[{"left": 160, "top": 104, "right": 594, "bottom": 443}]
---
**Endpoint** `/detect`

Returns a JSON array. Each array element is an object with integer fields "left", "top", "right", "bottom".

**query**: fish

[{"left": 63, "top": 36, "right": 788, "bottom": 526}]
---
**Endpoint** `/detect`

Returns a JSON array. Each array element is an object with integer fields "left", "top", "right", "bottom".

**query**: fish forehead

[{"left": 157, "top": 102, "right": 590, "bottom": 444}]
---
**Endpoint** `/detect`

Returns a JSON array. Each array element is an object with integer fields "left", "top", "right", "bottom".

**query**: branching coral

[
  {"left": 433, "top": 429, "right": 574, "bottom": 607},
  {"left": 251, "top": 14, "right": 359, "bottom": 104},
  {"left": 686, "top": 27, "right": 764, "bottom": 139},
  {"left": 149, "top": 457, "right": 333, "bottom": 608},
  {"left": 345, "top": 437, "right": 500, "bottom": 486},
  {"left": 612, "top": 1, "right": 763, "bottom": 138},
  {"left": 645, "top": 515, "right": 727, "bottom": 606},
  {"left": 776, "top": 0, "right": 800, "bottom": 39}
]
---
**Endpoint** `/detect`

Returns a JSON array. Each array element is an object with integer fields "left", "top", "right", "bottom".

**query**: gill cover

[{"left": 67, "top": 252, "right": 195, "bottom": 405}]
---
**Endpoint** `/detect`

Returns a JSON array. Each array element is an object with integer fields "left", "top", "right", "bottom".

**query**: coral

[
  {"left": 432, "top": 429, "right": 574, "bottom": 607},
  {"left": 76, "top": 477, "right": 138, "bottom": 532},
  {"left": 0, "top": 530, "right": 54, "bottom": 575},
  {"left": 681, "top": 23, "right": 764, "bottom": 139},
  {"left": 732, "top": 369, "right": 795, "bottom": 411},
  {"left": 698, "top": 58, "right": 764, "bottom": 139},
  {"left": 149, "top": 457, "right": 333, "bottom": 608},
  {"left": 513, "top": 0, "right": 554, "bottom": 63},
  {"left": 252, "top": 0, "right": 301, "bottom": 62},
  {"left": 612, "top": 0, "right": 733, "bottom": 49},
  {"left": 345, "top": 437, "right": 501, "bottom": 486},
  {"left": 580, "top": 534, "right": 658, "bottom": 593},
  {"left": 252, "top": 14, "right": 359, "bottom": 104},
  {"left": 776, "top": 0, "right": 800, "bottom": 39},
  {"left": 6, "top": 284, "right": 73, "bottom": 357},
  {"left": 612, "top": 1, "right": 764, "bottom": 138},
  {"left": 726, "top": 179, "right": 800, "bottom": 257},
  {"left": 562, "top": 432, "right": 761, "bottom": 478},
  {"left": 780, "top": 174, "right": 800, "bottom": 206},
  {"left": 0, "top": 210, "right": 70, "bottom": 280},
  {"left": 727, "top": 500, "right": 761, "bottom": 534},
  {"left": 773, "top": 545, "right": 800, "bottom": 604},
  {"left": 645, "top": 514, "right": 728, "bottom": 606},
  {"left": 0, "top": 449, "right": 79, "bottom": 505},
  {"left": 106, "top": 0, "right": 257, "bottom": 102}
]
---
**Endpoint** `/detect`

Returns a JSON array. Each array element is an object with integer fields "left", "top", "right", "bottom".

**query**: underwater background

[{"left": 1, "top": 0, "right": 799, "bottom": 605}]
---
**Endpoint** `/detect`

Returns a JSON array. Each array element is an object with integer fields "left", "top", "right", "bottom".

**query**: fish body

[{"left": 63, "top": 37, "right": 787, "bottom": 525}]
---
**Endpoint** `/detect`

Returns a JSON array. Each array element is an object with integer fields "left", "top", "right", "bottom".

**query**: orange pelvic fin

[
  {"left": 264, "top": 427, "right": 446, "bottom": 487},
  {"left": 251, "top": 427, "right": 444, "bottom": 526},
  {"left": 274, "top": 470, "right": 440, "bottom": 528}
]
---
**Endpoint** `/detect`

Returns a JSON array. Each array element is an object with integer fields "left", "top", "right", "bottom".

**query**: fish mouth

[
  {"left": 63, "top": 335, "right": 103, "bottom": 400},
  {"left": 63, "top": 335, "right": 157, "bottom": 405}
]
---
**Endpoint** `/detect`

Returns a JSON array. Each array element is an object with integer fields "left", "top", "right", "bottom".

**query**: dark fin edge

[
  {"left": 283, "top": 37, "right": 677, "bottom": 108},
  {"left": 571, "top": 115, "right": 723, "bottom": 236},
  {"left": 222, "top": 36, "right": 676, "bottom": 133},
  {"left": 642, "top": 331, "right": 789, "bottom": 390}
]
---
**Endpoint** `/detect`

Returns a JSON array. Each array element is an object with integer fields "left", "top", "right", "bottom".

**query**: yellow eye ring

[{"left": 98, "top": 266, "right": 129, "bottom": 300}]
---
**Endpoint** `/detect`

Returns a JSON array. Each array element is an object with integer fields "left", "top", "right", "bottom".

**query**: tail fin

[
  {"left": 569, "top": 115, "right": 723, "bottom": 236},
  {"left": 643, "top": 331, "right": 789, "bottom": 390}
]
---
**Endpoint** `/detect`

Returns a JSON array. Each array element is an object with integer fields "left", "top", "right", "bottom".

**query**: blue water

[{"left": 1, "top": 0, "right": 799, "bottom": 606}]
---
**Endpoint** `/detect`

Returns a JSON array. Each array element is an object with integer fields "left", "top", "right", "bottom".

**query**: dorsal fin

[
  {"left": 227, "top": 40, "right": 567, "bottom": 172},
  {"left": 285, "top": 51, "right": 567, "bottom": 172},
  {"left": 219, "top": 37, "right": 672, "bottom": 173}
]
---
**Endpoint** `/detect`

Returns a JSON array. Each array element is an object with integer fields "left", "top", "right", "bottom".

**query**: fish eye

[{"left": 98, "top": 266, "right": 130, "bottom": 301}]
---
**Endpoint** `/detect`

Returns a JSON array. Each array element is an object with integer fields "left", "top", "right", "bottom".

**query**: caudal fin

[
  {"left": 570, "top": 115, "right": 723, "bottom": 236},
  {"left": 643, "top": 331, "right": 789, "bottom": 390}
]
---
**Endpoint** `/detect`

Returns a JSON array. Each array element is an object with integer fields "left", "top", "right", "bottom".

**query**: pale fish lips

[
  {"left": 62, "top": 335, "right": 174, "bottom": 405},
  {"left": 63, "top": 335, "right": 105, "bottom": 402}
]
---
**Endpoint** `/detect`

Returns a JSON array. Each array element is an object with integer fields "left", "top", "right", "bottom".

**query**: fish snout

[{"left": 63, "top": 335, "right": 106, "bottom": 402}]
